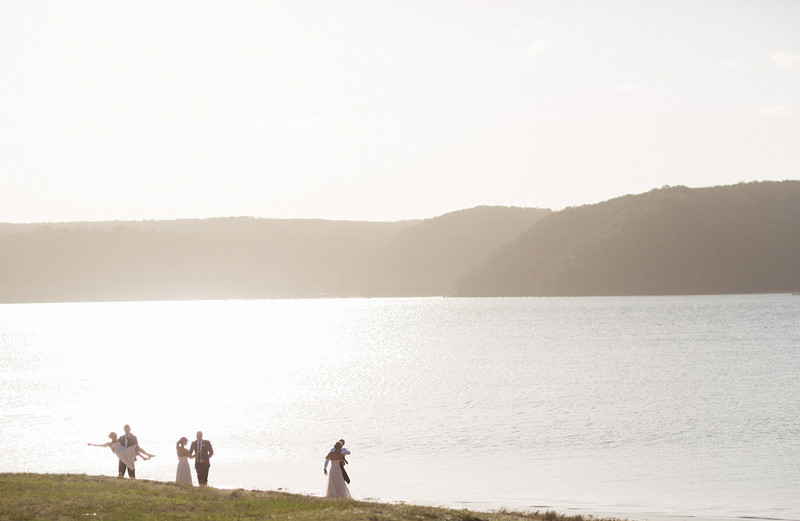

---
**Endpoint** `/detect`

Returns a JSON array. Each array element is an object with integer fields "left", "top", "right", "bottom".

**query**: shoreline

[
  {"left": 0, "top": 472, "right": 610, "bottom": 521},
  {"left": 3, "top": 472, "right": 796, "bottom": 521},
  {"left": 166, "top": 475, "right": 800, "bottom": 521}
]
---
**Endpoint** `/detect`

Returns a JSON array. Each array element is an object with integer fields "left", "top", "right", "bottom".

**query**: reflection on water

[{"left": 1, "top": 296, "right": 799, "bottom": 521}]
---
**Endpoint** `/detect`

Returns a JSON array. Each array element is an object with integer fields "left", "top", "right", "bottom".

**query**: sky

[{"left": 1, "top": 1, "right": 799, "bottom": 223}]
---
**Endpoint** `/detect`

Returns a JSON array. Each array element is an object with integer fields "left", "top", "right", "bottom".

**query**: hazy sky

[{"left": 2, "top": 1, "right": 799, "bottom": 223}]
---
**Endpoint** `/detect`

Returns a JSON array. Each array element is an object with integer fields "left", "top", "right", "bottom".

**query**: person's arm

[
  {"left": 207, "top": 441, "right": 214, "bottom": 459},
  {"left": 340, "top": 448, "right": 351, "bottom": 455},
  {"left": 323, "top": 457, "right": 330, "bottom": 475},
  {"left": 88, "top": 442, "right": 111, "bottom": 448}
]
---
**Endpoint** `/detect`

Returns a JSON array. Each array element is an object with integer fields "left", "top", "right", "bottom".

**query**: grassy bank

[{"left": 0, "top": 473, "right": 612, "bottom": 521}]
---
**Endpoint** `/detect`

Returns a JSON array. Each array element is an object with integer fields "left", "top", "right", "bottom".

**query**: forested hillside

[
  {"left": 0, "top": 206, "right": 546, "bottom": 302},
  {"left": 3, "top": 181, "right": 798, "bottom": 302},
  {"left": 361, "top": 206, "right": 550, "bottom": 295},
  {"left": 456, "top": 181, "right": 800, "bottom": 296}
]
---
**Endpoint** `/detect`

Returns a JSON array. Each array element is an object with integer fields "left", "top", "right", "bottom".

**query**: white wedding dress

[
  {"left": 176, "top": 455, "right": 192, "bottom": 484},
  {"left": 326, "top": 460, "right": 351, "bottom": 498},
  {"left": 110, "top": 441, "right": 137, "bottom": 472}
]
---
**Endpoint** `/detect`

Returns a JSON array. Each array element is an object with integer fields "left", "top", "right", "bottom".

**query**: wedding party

[{"left": 89, "top": 425, "right": 351, "bottom": 498}]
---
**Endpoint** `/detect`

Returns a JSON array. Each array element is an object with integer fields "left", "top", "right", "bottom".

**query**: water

[{"left": 1, "top": 295, "right": 798, "bottom": 521}]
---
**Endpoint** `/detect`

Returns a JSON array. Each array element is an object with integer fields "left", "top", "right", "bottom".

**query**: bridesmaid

[{"left": 175, "top": 437, "right": 193, "bottom": 485}]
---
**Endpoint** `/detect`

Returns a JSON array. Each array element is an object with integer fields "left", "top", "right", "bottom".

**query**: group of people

[
  {"left": 87, "top": 424, "right": 155, "bottom": 479},
  {"left": 89, "top": 426, "right": 214, "bottom": 486},
  {"left": 175, "top": 431, "right": 215, "bottom": 485},
  {"left": 324, "top": 439, "right": 351, "bottom": 498},
  {"left": 89, "top": 425, "right": 352, "bottom": 498}
]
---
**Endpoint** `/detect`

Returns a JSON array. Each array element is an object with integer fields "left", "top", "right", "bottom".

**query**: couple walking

[
  {"left": 324, "top": 438, "right": 351, "bottom": 498},
  {"left": 176, "top": 431, "right": 214, "bottom": 485},
  {"left": 88, "top": 424, "right": 155, "bottom": 479}
]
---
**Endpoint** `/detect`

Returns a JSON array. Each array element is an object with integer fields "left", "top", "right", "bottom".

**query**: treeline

[
  {"left": 456, "top": 181, "right": 800, "bottom": 296},
  {"left": 2, "top": 181, "right": 799, "bottom": 303},
  {"left": 0, "top": 206, "right": 547, "bottom": 302}
]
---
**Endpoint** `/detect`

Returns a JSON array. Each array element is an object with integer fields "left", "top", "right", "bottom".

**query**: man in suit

[
  {"left": 189, "top": 431, "right": 214, "bottom": 485},
  {"left": 118, "top": 424, "right": 138, "bottom": 479}
]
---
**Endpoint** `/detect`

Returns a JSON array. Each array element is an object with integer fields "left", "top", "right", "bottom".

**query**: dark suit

[
  {"left": 118, "top": 432, "right": 138, "bottom": 478},
  {"left": 189, "top": 439, "right": 214, "bottom": 485}
]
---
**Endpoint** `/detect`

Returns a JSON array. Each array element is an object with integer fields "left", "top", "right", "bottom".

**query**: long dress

[
  {"left": 176, "top": 449, "right": 192, "bottom": 485},
  {"left": 110, "top": 441, "right": 137, "bottom": 472},
  {"left": 325, "top": 458, "right": 351, "bottom": 498}
]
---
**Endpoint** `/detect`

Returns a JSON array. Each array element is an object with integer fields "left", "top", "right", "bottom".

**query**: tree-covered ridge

[
  {"left": 0, "top": 207, "right": 547, "bottom": 302},
  {"left": 456, "top": 181, "right": 800, "bottom": 296},
  {"left": 2, "top": 181, "right": 798, "bottom": 302}
]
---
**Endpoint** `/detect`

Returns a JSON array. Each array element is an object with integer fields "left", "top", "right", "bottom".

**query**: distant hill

[
  {"left": 360, "top": 206, "right": 550, "bottom": 296},
  {"left": 4, "top": 182, "right": 799, "bottom": 303},
  {"left": 0, "top": 217, "right": 410, "bottom": 302},
  {"left": 0, "top": 206, "right": 547, "bottom": 303},
  {"left": 455, "top": 181, "right": 800, "bottom": 296}
]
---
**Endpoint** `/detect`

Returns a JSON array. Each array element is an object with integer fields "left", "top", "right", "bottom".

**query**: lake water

[{"left": 1, "top": 295, "right": 798, "bottom": 521}]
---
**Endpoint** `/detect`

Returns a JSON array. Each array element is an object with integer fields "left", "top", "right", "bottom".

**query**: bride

[
  {"left": 323, "top": 441, "right": 351, "bottom": 498},
  {"left": 88, "top": 432, "right": 154, "bottom": 476}
]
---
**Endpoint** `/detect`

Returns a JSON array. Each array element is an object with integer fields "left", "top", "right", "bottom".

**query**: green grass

[{"left": 0, "top": 473, "right": 617, "bottom": 521}]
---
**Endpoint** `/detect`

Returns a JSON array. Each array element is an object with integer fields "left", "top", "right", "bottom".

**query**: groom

[
  {"left": 118, "top": 424, "right": 138, "bottom": 479},
  {"left": 189, "top": 431, "right": 214, "bottom": 485},
  {"left": 330, "top": 438, "right": 350, "bottom": 484}
]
